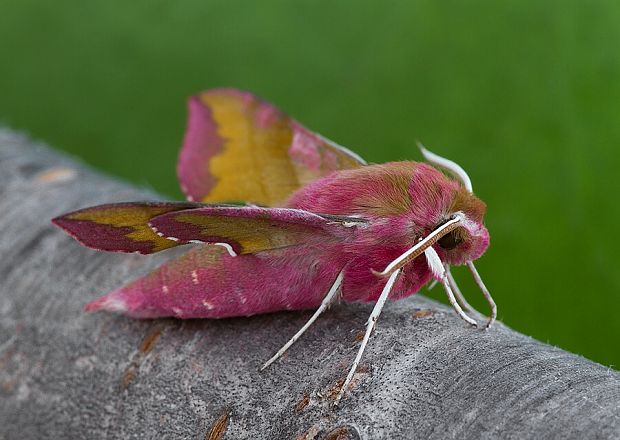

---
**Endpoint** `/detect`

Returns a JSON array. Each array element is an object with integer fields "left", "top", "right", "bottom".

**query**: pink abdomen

[{"left": 86, "top": 246, "right": 342, "bottom": 319}]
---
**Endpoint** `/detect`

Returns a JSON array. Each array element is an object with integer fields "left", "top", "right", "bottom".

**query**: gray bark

[{"left": 0, "top": 128, "right": 619, "bottom": 440}]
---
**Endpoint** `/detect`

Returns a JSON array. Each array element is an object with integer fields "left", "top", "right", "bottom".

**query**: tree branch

[{"left": 0, "top": 128, "right": 618, "bottom": 439}]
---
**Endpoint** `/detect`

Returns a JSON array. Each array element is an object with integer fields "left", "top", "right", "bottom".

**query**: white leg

[
  {"left": 441, "top": 276, "right": 478, "bottom": 327},
  {"left": 260, "top": 270, "right": 344, "bottom": 371},
  {"left": 467, "top": 261, "right": 497, "bottom": 329},
  {"left": 334, "top": 269, "right": 401, "bottom": 405},
  {"left": 427, "top": 279, "right": 438, "bottom": 291},
  {"left": 423, "top": 248, "right": 478, "bottom": 327},
  {"left": 445, "top": 264, "right": 478, "bottom": 313}
]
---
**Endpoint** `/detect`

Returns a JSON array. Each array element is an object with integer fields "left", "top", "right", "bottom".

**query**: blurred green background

[{"left": 1, "top": 1, "right": 619, "bottom": 367}]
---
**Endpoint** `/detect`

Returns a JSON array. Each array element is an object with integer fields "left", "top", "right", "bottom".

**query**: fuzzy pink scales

[{"left": 86, "top": 246, "right": 343, "bottom": 319}]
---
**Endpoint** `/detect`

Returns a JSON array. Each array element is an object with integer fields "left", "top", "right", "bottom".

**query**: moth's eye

[{"left": 438, "top": 231, "right": 463, "bottom": 250}]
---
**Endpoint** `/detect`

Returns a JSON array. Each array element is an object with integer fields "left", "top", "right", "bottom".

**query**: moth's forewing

[
  {"left": 149, "top": 206, "right": 357, "bottom": 255},
  {"left": 52, "top": 202, "right": 200, "bottom": 254},
  {"left": 177, "top": 88, "right": 365, "bottom": 206}
]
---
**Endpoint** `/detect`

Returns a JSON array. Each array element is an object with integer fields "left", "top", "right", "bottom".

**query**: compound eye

[{"left": 438, "top": 230, "right": 463, "bottom": 250}]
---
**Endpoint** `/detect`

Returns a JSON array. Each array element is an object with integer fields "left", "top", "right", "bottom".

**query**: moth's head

[
  {"left": 410, "top": 144, "right": 489, "bottom": 266},
  {"left": 392, "top": 145, "right": 496, "bottom": 329},
  {"left": 374, "top": 150, "right": 491, "bottom": 281},
  {"left": 398, "top": 149, "right": 489, "bottom": 270},
  {"left": 434, "top": 187, "right": 489, "bottom": 265}
]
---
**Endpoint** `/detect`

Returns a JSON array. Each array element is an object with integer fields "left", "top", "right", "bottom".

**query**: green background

[{"left": 1, "top": 1, "right": 619, "bottom": 367}]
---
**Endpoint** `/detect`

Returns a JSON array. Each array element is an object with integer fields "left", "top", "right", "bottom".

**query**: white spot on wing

[
  {"left": 191, "top": 270, "right": 199, "bottom": 285},
  {"left": 179, "top": 182, "right": 195, "bottom": 201},
  {"left": 202, "top": 300, "right": 215, "bottom": 310},
  {"left": 162, "top": 285, "right": 169, "bottom": 294}
]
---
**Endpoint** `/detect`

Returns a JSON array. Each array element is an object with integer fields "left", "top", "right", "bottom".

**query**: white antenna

[{"left": 417, "top": 142, "right": 473, "bottom": 193}]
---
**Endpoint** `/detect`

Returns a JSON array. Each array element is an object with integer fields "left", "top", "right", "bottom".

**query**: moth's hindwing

[{"left": 177, "top": 88, "right": 366, "bottom": 206}]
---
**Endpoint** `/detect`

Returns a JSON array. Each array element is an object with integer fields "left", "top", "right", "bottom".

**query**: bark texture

[{"left": 0, "top": 128, "right": 619, "bottom": 440}]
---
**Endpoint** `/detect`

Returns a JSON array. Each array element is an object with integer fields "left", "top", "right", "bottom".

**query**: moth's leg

[
  {"left": 467, "top": 261, "right": 497, "bottom": 329},
  {"left": 447, "top": 263, "right": 496, "bottom": 329},
  {"left": 441, "top": 275, "right": 479, "bottom": 327},
  {"left": 260, "top": 270, "right": 344, "bottom": 371},
  {"left": 335, "top": 269, "right": 401, "bottom": 405},
  {"left": 426, "top": 279, "right": 439, "bottom": 291},
  {"left": 423, "top": 247, "right": 477, "bottom": 327},
  {"left": 445, "top": 264, "right": 477, "bottom": 313}
]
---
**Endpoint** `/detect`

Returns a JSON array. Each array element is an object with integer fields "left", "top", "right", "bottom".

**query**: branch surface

[{"left": 0, "top": 129, "right": 619, "bottom": 439}]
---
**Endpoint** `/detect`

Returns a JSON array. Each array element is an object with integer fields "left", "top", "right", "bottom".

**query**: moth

[{"left": 53, "top": 88, "right": 496, "bottom": 404}]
